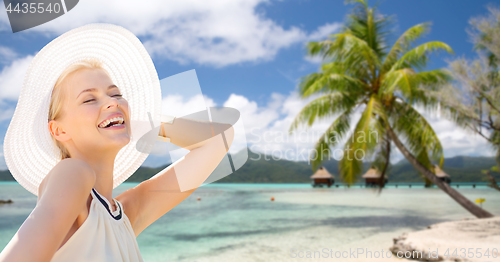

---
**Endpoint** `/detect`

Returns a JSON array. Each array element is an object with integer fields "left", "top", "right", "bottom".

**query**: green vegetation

[
  {"left": 389, "top": 156, "right": 500, "bottom": 183},
  {"left": 2, "top": 150, "right": 497, "bottom": 183},
  {"left": 215, "top": 150, "right": 312, "bottom": 183}
]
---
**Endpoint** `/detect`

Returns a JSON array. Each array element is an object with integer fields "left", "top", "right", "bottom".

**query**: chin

[
  {"left": 101, "top": 135, "right": 131, "bottom": 152},
  {"left": 115, "top": 136, "right": 131, "bottom": 148}
]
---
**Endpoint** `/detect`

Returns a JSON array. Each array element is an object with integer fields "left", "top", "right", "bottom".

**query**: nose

[{"left": 105, "top": 96, "right": 120, "bottom": 110}]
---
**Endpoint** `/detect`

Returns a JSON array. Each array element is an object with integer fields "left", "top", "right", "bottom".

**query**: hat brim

[{"left": 3, "top": 23, "right": 161, "bottom": 196}]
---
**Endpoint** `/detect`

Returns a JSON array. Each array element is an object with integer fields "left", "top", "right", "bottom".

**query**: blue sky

[{"left": 0, "top": 0, "right": 497, "bottom": 169}]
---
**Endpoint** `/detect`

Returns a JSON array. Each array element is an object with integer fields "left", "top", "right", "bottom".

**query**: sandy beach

[
  {"left": 391, "top": 216, "right": 500, "bottom": 262},
  {"left": 180, "top": 217, "right": 500, "bottom": 262}
]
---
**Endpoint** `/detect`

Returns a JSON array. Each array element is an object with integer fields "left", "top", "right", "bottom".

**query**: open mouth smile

[{"left": 98, "top": 115, "right": 125, "bottom": 129}]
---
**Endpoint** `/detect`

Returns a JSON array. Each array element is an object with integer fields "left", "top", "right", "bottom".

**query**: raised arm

[
  {"left": 116, "top": 117, "right": 234, "bottom": 237},
  {"left": 0, "top": 158, "right": 95, "bottom": 262},
  {"left": 160, "top": 117, "right": 234, "bottom": 150}
]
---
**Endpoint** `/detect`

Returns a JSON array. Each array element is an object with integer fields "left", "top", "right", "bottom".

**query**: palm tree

[{"left": 289, "top": 0, "right": 493, "bottom": 218}]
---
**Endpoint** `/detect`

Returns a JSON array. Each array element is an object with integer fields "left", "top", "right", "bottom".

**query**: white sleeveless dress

[{"left": 50, "top": 188, "right": 144, "bottom": 262}]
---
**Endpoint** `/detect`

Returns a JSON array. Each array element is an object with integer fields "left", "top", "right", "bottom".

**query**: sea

[{"left": 1, "top": 182, "right": 499, "bottom": 262}]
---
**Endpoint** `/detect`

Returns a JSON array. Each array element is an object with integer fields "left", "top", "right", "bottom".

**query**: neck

[{"left": 67, "top": 149, "right": 117, "bottom": 206}]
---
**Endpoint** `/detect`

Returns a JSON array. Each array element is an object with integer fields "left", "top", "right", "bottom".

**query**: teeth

[{"left": 99, "top": 116, "right": 124, "bottom": 128}]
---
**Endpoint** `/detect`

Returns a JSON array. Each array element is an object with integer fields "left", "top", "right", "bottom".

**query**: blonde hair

[{"left": 48, "top": 58, "right": 110, "bottom": 160}]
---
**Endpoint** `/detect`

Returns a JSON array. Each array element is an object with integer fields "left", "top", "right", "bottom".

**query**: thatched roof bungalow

[
  {"left": 310, "top": 166, "right": 335, "bottom": 188},
  {"left": 362, "top": 168, "right": 388, "bottom": 187}
]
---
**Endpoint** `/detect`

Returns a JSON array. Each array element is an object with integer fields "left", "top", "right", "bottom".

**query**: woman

[{"left": 0, "top": 24, "right": 233, "bottom": 261}]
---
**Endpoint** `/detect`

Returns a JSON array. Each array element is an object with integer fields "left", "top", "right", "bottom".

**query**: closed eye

[{"left": 83, "top": 94, "right": 121, "bottom": 103}]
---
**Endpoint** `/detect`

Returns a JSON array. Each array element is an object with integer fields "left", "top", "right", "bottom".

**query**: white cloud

[
  {"left": 0, "top": 55, "right": 33, "bottom": 102},
  {"left": 0, "top": 0, "right": 340, "bottom": 67},
  {"left": 161, "top": 94, "right": 216, "bottom": 117},
  {"left": 303, "top": 55, "right": 324, "bottom": 64},
  {"left": 142, "top": 3, "right": 307, "bottom": 67},
  {"left": 0, "top": 46, "right": 17, "bottom": 65},
  {"left": 224, "top": 93, "right": 282, "bottom": 131},
  {"left": 307, "top": 22, "right": 341, "bottom": 41}
]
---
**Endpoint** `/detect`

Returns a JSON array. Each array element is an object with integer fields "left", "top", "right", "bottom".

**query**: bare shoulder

[
  {"left": 39, "top": 158, "right": 95, "bottom": 198},
  {"left": 35, "top": 158, "right": 96, "bottom": 244},
  {"left": 0, "top": 159, "right": 96, "bottom": 261}
]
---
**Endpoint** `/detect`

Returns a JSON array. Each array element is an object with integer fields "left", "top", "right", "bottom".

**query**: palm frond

[
  {"left": 309, "top": 109, "right": 353, "bottom": 170},
  {"left": 298, "top": 69, "right": 367, "bottom": 98},
  {"left": 382, "top": 23, "right": 431, "bottom": 73},
  {"left": 309, "top": 33, "right": 381, "bottom": 71},
  {"left": 344, "top": 0, "right": 392, "bottom": 58},
  {"left": 339, "top": 140, "right": 364, "bottom": 184},
  {"left": 380, "top": 68, "right": 452, "bottom": 106},
  {"left": 381, "top": 67, "right": 416, "bottom": 98},
  {"left": 340, "top": 95, "right": 386, "bottom": 184},
  {"left": 306, "top": 40, "right": 336, "bottom": 59},
  {"left": 344, "top": 0, "right": 367, "bottom": 7},
  {"left": 289, "top": 93, "right": 358, "bottom": 133},
  {"left": 390, "top": 41, "right": 454, "bottom": 72},
  {"left": 391, "top": 101, "right": 444, "bottom": 166}
]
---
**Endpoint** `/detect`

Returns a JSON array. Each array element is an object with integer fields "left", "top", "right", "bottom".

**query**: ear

[{"left": 48, "top": 120, "right": 70, "bottom": 142}]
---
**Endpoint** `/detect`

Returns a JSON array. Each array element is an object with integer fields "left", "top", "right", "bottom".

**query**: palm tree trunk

[
  {"left": 386, "top": 125, "right": 494, "bottom": 218},
  {"left": 486, "top": 171, "right": 500, "bottom": 192}
]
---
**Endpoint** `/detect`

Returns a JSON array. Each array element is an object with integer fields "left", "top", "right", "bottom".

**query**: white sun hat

[{"left": 3, "top": 23, "right": 162, "bottom": 196}]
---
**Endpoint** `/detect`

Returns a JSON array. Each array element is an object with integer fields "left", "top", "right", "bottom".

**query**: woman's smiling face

[{"left": 50, "top": 68, "right": 131, "bottom": 157}]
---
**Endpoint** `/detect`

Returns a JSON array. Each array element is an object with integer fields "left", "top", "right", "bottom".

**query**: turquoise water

[{"left": 1, "top": 182, "right": 499, "bottom": 261}]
